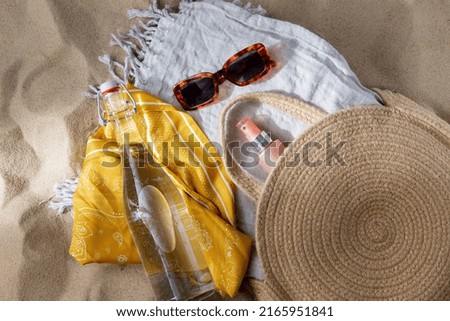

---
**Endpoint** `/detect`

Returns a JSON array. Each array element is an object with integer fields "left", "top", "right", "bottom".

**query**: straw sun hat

[{"left": 221, "top": 90, "right": 450, "bottom": 300}]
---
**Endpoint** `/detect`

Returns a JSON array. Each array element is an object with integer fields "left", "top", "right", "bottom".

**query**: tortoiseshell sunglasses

[{"left": 173, "top": 43, "right": 275, "bottom": 111}]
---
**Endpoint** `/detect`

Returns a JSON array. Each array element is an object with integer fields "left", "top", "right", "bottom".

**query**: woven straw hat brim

[{"left": 256, "top": 104, "right": 450, "bottom": 300}]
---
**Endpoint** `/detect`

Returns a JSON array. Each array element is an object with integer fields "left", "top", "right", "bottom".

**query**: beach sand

[{"left": 0, "top": 0, "right": 448, "bottom": 300}]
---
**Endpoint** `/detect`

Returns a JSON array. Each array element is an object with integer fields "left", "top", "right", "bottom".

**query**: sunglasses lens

[
  {"left": 180, "top": 77, "right": 216, "bottom": 109},
  {"left": 227, "top": 50, "right": 266, "bottom": 84}
]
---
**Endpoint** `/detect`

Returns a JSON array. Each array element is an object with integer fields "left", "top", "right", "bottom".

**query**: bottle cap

[
  {"left": 236, "top": 117, "right": 261, "bottom": 142},
  {"left": 99, "top": 80, "right": 120, "bottom": 96},
  {"left": 237, "top": 116, "right": 273, "bottom": 152}
]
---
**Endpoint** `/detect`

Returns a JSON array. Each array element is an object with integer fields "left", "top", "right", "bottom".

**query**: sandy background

[{"left": 0, "top": 0, "right": 448, "bottom": 300}]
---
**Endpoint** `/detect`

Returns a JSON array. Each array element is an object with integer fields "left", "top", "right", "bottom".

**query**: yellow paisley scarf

[{"left": 70, "top": 84, "right": 252, "bottom": 297}]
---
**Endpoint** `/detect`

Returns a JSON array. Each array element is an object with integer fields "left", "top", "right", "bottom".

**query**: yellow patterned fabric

[{"left": 70, "top": 84, "right": 252, "bottom": 297}]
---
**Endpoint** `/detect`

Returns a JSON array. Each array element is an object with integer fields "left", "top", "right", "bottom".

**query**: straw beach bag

[{"left": 221, "top": 89, "right": 450, "bottom": 300}]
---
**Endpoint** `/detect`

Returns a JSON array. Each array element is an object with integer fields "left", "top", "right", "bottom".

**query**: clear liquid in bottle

[{"left": 99, "top": 81, "right": 215, "bottom": 300}]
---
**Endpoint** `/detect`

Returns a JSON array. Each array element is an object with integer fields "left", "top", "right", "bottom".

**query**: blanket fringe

[
  {"left": 98, "top": 0, "right": 266, "bottom": 88},
  {"left": 232, "top": 0, "right": 266, "bottom": 15},
  {"left": 82, "top": 85, "right": 100, "bottom": 99},
  {"left": 48, "top": 178, "right": 78, "bottom": 216},
  {"left": 82, "top": 0, "right": 265, "bottom": 97}
]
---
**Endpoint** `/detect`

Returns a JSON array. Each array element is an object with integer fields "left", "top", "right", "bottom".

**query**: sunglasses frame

[{"left": 173, "top": 43, "right": 274, "bottom": 111}]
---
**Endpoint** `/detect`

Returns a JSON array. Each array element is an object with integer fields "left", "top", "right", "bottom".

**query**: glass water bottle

[{"left": 98, "top": 80, "right": 214, "bottom": 300}]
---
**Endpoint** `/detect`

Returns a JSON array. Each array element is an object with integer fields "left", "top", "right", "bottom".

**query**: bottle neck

[
  {"left": 113, "top": 115, "right": 142, "bottom": 146},
  {"left": 250, "top": 130, "right": 273, "bottom": 154},
  {"left": 102, "top": 90, "right": 141, "bottom": 145}
]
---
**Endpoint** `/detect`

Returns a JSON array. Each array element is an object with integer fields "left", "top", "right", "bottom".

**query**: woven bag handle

[{"left": 220, "top": 92, "right": 327, "bottom": 201}]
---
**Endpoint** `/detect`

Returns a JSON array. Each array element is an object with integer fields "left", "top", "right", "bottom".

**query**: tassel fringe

[
  {"left": 48, "top": 178, "right": 78, "bottom": 216},
  {"left": 81, "top": 0, "right": 266, "bottom": 98}
]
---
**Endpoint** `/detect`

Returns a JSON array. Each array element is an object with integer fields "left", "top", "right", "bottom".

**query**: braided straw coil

[{"left": 222, "top": 90, "right": 450, "bottom": 300}]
